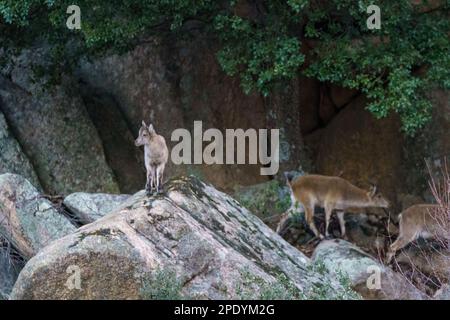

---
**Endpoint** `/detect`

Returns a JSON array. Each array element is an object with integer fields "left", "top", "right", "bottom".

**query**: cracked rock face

[
  {"left": 0, "top": 49, "right": 119, "bottom": 195},
  {"left": 0, "top": 112, "right": 41, "bottom": 190},
  {"left": 11, "top": 176, "right": 353, "bottom": 300},
  {"left": 0, "top": 173, "right": 76, "bottom": 260},
  {"left": 63, "top": 193, "right": 131, "bottom": 224}
]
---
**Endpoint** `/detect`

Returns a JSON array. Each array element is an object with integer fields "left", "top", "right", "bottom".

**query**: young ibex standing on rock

[
  {"left": 386, "top": 204, "right": 449, "bottom": 264},
  {"left": 277, "top": 173, "right": 390, "bottom": 239},
  {"left": 135, "top": 121, "right": 169, "bottom": 195}
]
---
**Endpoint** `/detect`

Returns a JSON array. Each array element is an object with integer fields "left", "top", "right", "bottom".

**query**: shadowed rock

[
  {"left": 0, "top": 48, "right": 119, "bottom": 194},
  {"left": 0, "top": 111, "right": 40, "bottom": 189},
  {"left": 0, "top": 173, "right": 76, "bottom": 259},
  {"left": 0, "top": 244, "right": 18, "bottom": 299}
]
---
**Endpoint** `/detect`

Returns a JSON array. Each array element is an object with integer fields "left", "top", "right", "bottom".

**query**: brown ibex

[
  {"left": 135, "top": 121, "right": 169, "bottom": 195},
  {"left": 386, "top": 204, "right": 449, "bottom": 264},
  {"left": 276, "top": 173, "right": 390, "bottom": 239}
]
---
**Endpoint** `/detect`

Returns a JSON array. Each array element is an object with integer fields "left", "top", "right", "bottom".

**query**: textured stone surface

[
  {"left": 0, "top": 173, "right": 76, "bottom": 259},
  {"left": 298, "top": 76, "right": 321, "bottom": 135},
  {"left": 0, "top": 245, "right": 18, "bottom": 299},
  {"left": 318, "top": 86, "right": 336, "bottom": 124},
  {"left": 11, "top": 176, "right": 355, "bottom": 300},
  {"left": 64, "top": 192, "right": 130, "bottom": 224},
  {"left": 312, "top": 239, "right": 428, "bottom": 300},
  {"left": 329, "top": 84, "right": 358, "bottom": 109},
  {"left": 0, "top": 110, "right": 40, "bottom": 189},
  {"left": 434, "top": 284, "right": 450, "bottom": 300},
  {"left": 79, "top": 84, "right": 146, "bottom": 194},
  {"left": 0, "top": 49, "right": 119, "bottom": 195}
]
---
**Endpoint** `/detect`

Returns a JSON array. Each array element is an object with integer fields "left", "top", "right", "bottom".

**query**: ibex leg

[
  {"left": 156, "top": 165, "right": 165, "bottom": 193},
  {"left": 386, "top": 235, "right": 415, "bottom": 264},
  {"left": 305, "top": 206, "right": 323, "bottom": 239},
  {"left": 337, "top": 211, "right": 346, "bottom": 238},
  {"left": 324, "top": 204, "right": 334, "bottom": 238},
  {"left": 145, "top": 172, "right": 152, "bottom": 195}
]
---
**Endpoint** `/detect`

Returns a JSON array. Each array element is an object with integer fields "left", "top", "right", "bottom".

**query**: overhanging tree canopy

[{"left": 0, "top": 0, "right": 449, "bottom": 135}]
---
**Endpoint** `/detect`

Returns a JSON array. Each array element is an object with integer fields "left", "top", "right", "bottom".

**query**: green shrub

[
  {"left": 236, "top": 268, "right": 306, "bottom": 300},
  {"left": 3, "top": 1, "right": 448, "bottom": 134},
  {"left": 305, "top": 260, "right": 361, "bottom": 300}
]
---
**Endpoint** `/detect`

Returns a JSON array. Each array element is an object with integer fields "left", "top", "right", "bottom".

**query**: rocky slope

[
  {"left": 8, "top": 175, "right": 356, "bottom": 300},
  {"left": 1, "top": 173, "right": 447, "bottom": 299}
]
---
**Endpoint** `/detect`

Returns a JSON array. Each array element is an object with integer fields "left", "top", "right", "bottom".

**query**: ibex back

[
  {"left": 135, "top": 121, "right": 169, "bottom": 195},
  {"left": 277, "top": 173, "right": 390, "bottom": 239},
  {"left": 386, "top": 204, "right": 449, "bottom": 264}
]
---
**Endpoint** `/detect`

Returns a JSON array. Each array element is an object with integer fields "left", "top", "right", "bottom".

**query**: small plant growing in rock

[
  {"left": 236, "top": 264, "right": 360, "bottom": 300},
  {"left": 140, "top": 268, "right": 184, "bottom": 300},
  {"left": 305, "top": 260, "right": 361, "bottom": 300},
  {"left": 235, "top": 180, "right": 291, "bottom": 220},
  {"left": 235, "top": 268, "right": 306, "bottom": 300}
]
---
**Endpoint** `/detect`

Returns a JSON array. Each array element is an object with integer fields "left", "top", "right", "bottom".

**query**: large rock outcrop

[
  {"left": 0, "top": 49, "right": 119, "bottom": 195},
  {"left": 78, "top": 87, "right": 146, "bottom": 193},
  {"left": 11, "top": 176, "right": 357, "bottom": 300},
  {"left": 400, "top": 89, "right": 450, "bottom": 201},
  {"left": 312, "top": 239, "right": 428, "bottom": 300},
  {"left": 0, "top": 173, "right": 76, "bottom": 259}
]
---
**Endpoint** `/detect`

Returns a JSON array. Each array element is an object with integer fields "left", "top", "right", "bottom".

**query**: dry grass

[
  {"left": 389, "top": 159, "right": 450, "bottom": 296},
  {"left": 0, "top": 234, "right": 26, "bottom": 299}
]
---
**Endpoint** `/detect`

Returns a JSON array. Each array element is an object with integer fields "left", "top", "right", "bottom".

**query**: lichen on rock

[{"left": 10, "top": 176, "right": 358, "bottom": 300}]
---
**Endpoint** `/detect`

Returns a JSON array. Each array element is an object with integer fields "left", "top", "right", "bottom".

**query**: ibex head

[
  {"left": 135, "top": 121, "right": 156, "bottom": 147},
  {"left": 284, "top": 171, "right": 302, "bottom": 186},
  {"left": 367, "top": 184, "right": 390, "bottom": 208}
]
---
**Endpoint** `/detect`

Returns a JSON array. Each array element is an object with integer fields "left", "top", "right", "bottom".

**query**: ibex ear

[
  {"left": 141, "top": 120, "right": 147, "bottom": 128},
  {"left": 148, "top": 123, "right": 155, "bottom": 134}
]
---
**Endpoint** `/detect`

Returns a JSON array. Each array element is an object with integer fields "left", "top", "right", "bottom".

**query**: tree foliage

[{"left": 0, "top": 0, "right": 449, "bottom": 134}]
